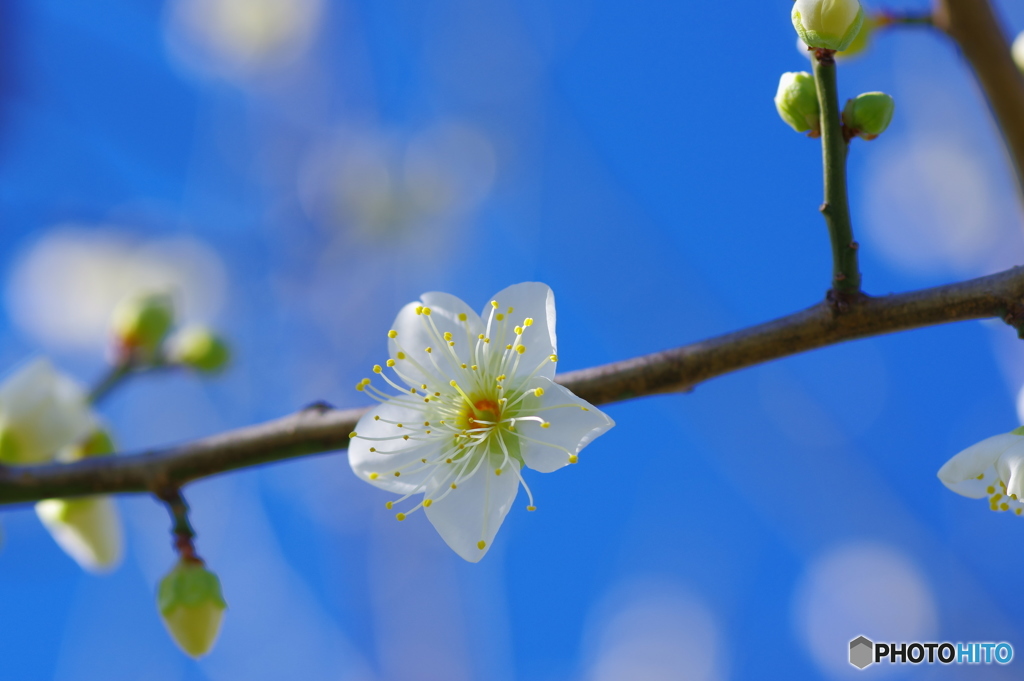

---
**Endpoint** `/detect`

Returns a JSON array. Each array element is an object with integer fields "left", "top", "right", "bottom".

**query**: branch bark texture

[
  {"left": 4, "top": 266, "right": 1024, "bottom": 505},
  {"left": 933, "top": 0, "right": 1024, "bottom": 202}
]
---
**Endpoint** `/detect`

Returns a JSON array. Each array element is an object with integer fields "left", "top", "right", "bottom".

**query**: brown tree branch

[
  {"left": 933, "top": 0, "right": 1024, "bottom": 201},
  {"left": 3, "top": 266, "right": 1024, "bottom": 505}
]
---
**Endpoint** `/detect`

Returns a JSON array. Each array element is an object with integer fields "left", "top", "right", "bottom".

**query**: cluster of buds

[
  {"left": 776, "top": 0, "right": 894, "bottom": 142},
  {"left": 111, "top": 292, "right": 230, "bottom": 373}
]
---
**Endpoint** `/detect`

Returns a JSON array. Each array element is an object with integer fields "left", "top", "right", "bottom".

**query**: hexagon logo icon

[{"left": 849, "top": 636, "right": 874, "bottom": 669}]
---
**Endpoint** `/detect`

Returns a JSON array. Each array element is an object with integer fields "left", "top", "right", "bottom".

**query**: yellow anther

[
  {"left": 477, "top": 540, "right": 487, "bottom": 550},
  {"left": 425, "top": 430, "right": 431, "bottom": 434},
  {"left": 369, "top": 447, "right": 376, "bottom": 452},
  {"left": 977, "top": 474, "right": 986, "bottom": 480},
  {"left": 484, "top": 338, "right": 490, "bottom": 344},
  {"left": 425, "top": 347, "right": 433, "bottom": 353},
  {"left": 385, "top": 501, "right": 393, "bottom": 509},
  {"left": 471, "top": 365, "right": 478, "bottom": 371},
  {"left": 374, "top": 415, "right": 380, "bottom": 421},
  {"left": 534, "top": 387, "right": 545, "bottom": 397},
  {"left": 550, "top": 354, "right": 558, "bottom": 362},
  {"left": 403, "top": 435, "right": 410, "bottom": 441},
  {"left": 415, "top": 305, "right": 424, "bottom": 314},
  {"left": 421, "top": 458, "right": 427, "bottom": 463},
  {"left": 568, "top": 454, "right": 579, "bottom": 464},
  {"left": 449, "top": 341, "right": 455, "bottom": 347},
  {"left": 1002, "top": 503, "right": 1010, "bottom": 511},
  {"left": 397, "top": 352, "right": 406, "bottom": 359},
  {"left": 410, "top": 387, "right": 417, "bottom": 394},
  {"left": 349, "top": 432, "right": 358, "bottom": 439},
  {"left": 496, "top": 313, "right": 505, "bottom": 321},
  {"left": 461, "top": 363, "right": 467, "bottom": 368},
  {"left": 356, "top": 383, "right": 365, "bottom": 391},
  {"left": 988, "top": 486, "right": 996, "bottom": 494},
  {"left": 396, "top": 513, "right": 406, "bottom": 521},
  {"left": 424, "top": 421, "right": 430, "bottom": 426},
  {"left": 516, "top": 345, "right": 526, "bottom": 354},
  {"left": 433, "top": 392, "right": 441, "bottom": 396},
  {"left": 444, "top": 331, "right": 453, "bottom": 341},
  {"left": 424, "top": 398, "right": 431, "bottom": 403},
  {"left": 582, "top": 407, "right": 590, "bottom": 412},
  {"left": 992, "top": 493, "right": 1003, "bottom": 502},
  {"left": 450, "top": 380, "right": 458, "bottom": 387},
  {"left": 478, "top": 333, "right": 486, "bottom": 340},
  {"left": 424, "top": 499, "right": 433, "bottom": 507},
  {"left": 362, "top": 378, "right": 371, "bottom": 385},
  {"left": 423, "top": 307, "right": 432, "bottom": 316},
  {"left": 446, "top": 458, "right": 453, "bottom": 463},
  {"left": 1017, "top": 508, "right": 1022, "bottom": 516},
  {"left": 507, "top": 307, "right": 513, "bottom": 314},
  {"left": 541, "top": 422, "right": 550, "bottom": 429},
  {"left": 386, "top": 359, "right": 396, "bottom": 367},
  {"left": 451, "top": 483, "right": 458, "bottom": 489},
  {"left": 388, "top": 330, "right": 398, "bottom": 339},
  {"left": 421, "top": 384, "right": 428, "bottom": 389},
  {"left": 526, "top": 505, "right": 537, "bottom": 511},
  {"left": 373, "top": 365, "right": 383, "bottom": 373},
  {"left": 506, "top": 344, "right": 513, "bottom": 350},
  {"left": 491, "top": 300, "right": 499, "bottom": 309},
  {"left": 396, "top": 423, "right": 403, "bottom": 428},
  {"left": 458, "top": 313, "right": 467, "bottom": 321},
  {"left": 514, "top": 326, "right": 523, "bottom": 335},
  {"left": 495, "top": 469, "right": 503, "bottom": 476},
  {"left": 369, "top": 473, "right": 379, "bottom": 480},
  {"left": 524, "top": 318, "right": 534, "bottom": 326},
  {"left": 394, "top": 471, "right": 402, "bottom": 476}
]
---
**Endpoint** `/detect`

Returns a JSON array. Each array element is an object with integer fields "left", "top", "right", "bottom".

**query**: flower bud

[
  {"left": 112, "top": 293, "right": 174, "bottom": 354},
  {"left": 62, "top": 427, "right": 115, "bottom": 463},
  {"left": 792, "top": 0, "right": 865, "bottom": 52},
  {"left": 842, "top": 92, "right": 895, "bottom": 140},
  {"left": 775, "top": 72, "right": 820, "bottom": 135},
  {"left": 1013, "top": 32, "right": 1024, "bottom": 74},
  {"left": 36, "top": 496, "right": 124, "bottom": 572},
  {"left": 158, "top": 560, "right": 227, "bottom": 658},
  {"left": 169, "top": 326, "right": 230, "bottom": 373}
]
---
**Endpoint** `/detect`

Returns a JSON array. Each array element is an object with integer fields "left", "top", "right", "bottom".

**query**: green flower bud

[
  {"left": 1013, "top": 31, "right": 1024, "bottom": 74},
  {"left": 158, "top": 560, "right": 227, "bottom": 658},
  {"left": 169, "top": 326, "right": 230, "bottom": 373},
  {"left": 775, "top": 72, "right": 821, "bottom": 135},
  {"left": 63, "top": 428, "right": 116, "bottom": 463},
  {"left": 112, "top": 293, "right": 175, "bottom": 354},
  {"left": 36, "top": 496, "right": 123, "bottom": 573},
  {"left": 792, "top": 0, "right": 865, "bottom": 52},
  {"left": 843, "top": 92, "right": 895, "bottom": 140}
]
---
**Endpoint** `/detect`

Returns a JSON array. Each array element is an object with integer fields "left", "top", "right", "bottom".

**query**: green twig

[{"left": 812, "top": 48, "right": 862, "bottom": 305}]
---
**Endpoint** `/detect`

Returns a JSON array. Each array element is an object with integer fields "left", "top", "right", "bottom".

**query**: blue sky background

[{"left": 1, "top": 0, "right": 1024, "bottom": 679}]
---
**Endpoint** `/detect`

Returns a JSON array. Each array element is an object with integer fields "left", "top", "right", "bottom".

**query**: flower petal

[
  {"left": 424, "top": 455, "right": 520, "bottom": 562},
  {"left": 997, "top": 439, "right": 1024, "bottom": 501},
  {"left": 348, "top": 401, "right": 444, "bottom": 495},
  {"left": 36, "top": 496, "right": 123, "bottom": 573},
  {"left": 514, "top": 377, "right": 614, "bottom": 473},
  {"left": 387, "top": 302, "right": 449, "bottom": 390},
  {"left": 484, "top": 282, "right": 557, "bottom": 383},
  {"left": 938, "top": 433, "right": 1023, "bottom": 497}
]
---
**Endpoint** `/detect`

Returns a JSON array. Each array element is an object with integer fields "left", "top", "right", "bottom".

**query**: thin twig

[{"left": 3, "top": 266, "right": 1024, "bottom": 505}]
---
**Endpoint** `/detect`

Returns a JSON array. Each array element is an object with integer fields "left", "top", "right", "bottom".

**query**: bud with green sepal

[
  {"left": 842, "top": 92, "right": 895, "bottom": 140},
  {"left": 169, "top": 326, "right": 231, "bottom": 373},
  {"left": 158, "top": 559, "right": 227, "bottom": 658},
  {"left": 111, "top": 293, "right": 175, "bottom": 357},
  {"left": 62, "top": 427, "right": 116, "bottom": 463},
  {"left": 775, "top": 72, "right": 821, "bottom": 136},
  {"left": 792, "top": 0, "right": 865, "bottom": 52}
]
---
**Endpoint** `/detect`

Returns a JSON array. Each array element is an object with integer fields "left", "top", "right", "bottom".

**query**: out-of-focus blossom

[
  {"left": 37, "top": 496, "right": 124, "bottom": 573},
  {"left": 299, "top": 123, "right": 497, "bottom": 243},
  {"left": 0, "top": 359, "right": 95, "bottom": 465},
  {"left": 112, "top": 292, "right": 175, "bottom": 357},
  {"left": 165, "top": 0, "right": 322, "bottom": 79},
  {"left": 1013, "top": 32, "right": 1024, "bottom": 74},
  {"left": 349, "top": 282, "right": 614, "bottom": 562},
  {"left": 6, "top": 228, "right": 226, "bottom": 352},
  {"left": 169, "top": 326, "right": 231, "bottom": 373}
]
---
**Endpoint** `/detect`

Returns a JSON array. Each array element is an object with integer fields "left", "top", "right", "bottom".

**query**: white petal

[
  {"left": 944, "top": 466, "right": 999, "bottom": 500},
  {"left": 36, "top": 496, "right": 124, "bottom": 573},
  {"left": 348, "top": 401, "right": 444, "bottom": 495},
  {"left": 484, "top": 282, "right": 557, "bottom": 382},
  {"left": 937, "top": 433, "right": 1022, "bottom": 496},
  {"left": 387, "top": 302, "right": 449, "bottom": 390},
  {"left": 997, "top": 439, "right": 1024, "bottom": 500},
  {"left": 513, "top": 377, "right": 614, "bottom": 473},
  {"left": 424, "top": 455, "right": 520, "bottom": 562},
  {"left": 0, "top": 358, "right": 94, "bottom": 463}
]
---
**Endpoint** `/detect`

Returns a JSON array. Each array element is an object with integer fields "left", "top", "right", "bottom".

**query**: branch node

[{"left": 302, "top": 400, "right": 335, "bottom": 414}]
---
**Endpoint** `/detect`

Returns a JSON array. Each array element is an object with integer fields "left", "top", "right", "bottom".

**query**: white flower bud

[
  {"left": 111, "top": 293, "right": 174, "bottom": 354},
  {"left": 792, "top": 0, "right": 865, "bottom": 52},
  {"left": 843, "top": 92, "right": 895, "bottom": 140},
  {"left": 775, "top": 72, "right": 820, "bottom": 135},
  {"left": 1013, "top": 32, "right": 1024, "bottom": 74},
  {"left": 158, "top": 560, "right": 227, "bottom": 658},
  {"left": 36, "top": 497, "right": 124, "bottom": 572}
]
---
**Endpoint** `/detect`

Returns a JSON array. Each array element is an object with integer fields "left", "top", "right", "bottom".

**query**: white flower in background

[
  {"left": 349, "top": 283, "right": 614, "bottom": 562},
  {"left": 938, "top": 429, "right": 1024, "bottom": 515},
  {"left": 1013, "top": 32, "right": 1024, "bottom": 74},
  {"left": 0, "top": 359, "right": 95, "bottom": 465},
  {"left": 37, "top": 496, "right": 124, "bottom": 573}
]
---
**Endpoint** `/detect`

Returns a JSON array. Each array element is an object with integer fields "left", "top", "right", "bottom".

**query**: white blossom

[
  {"left": 349, "top": 282, "right": 614, "bottom": 561},
  {"left": 937, "top": 429, "right": 1024, "bottom": 515}
]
